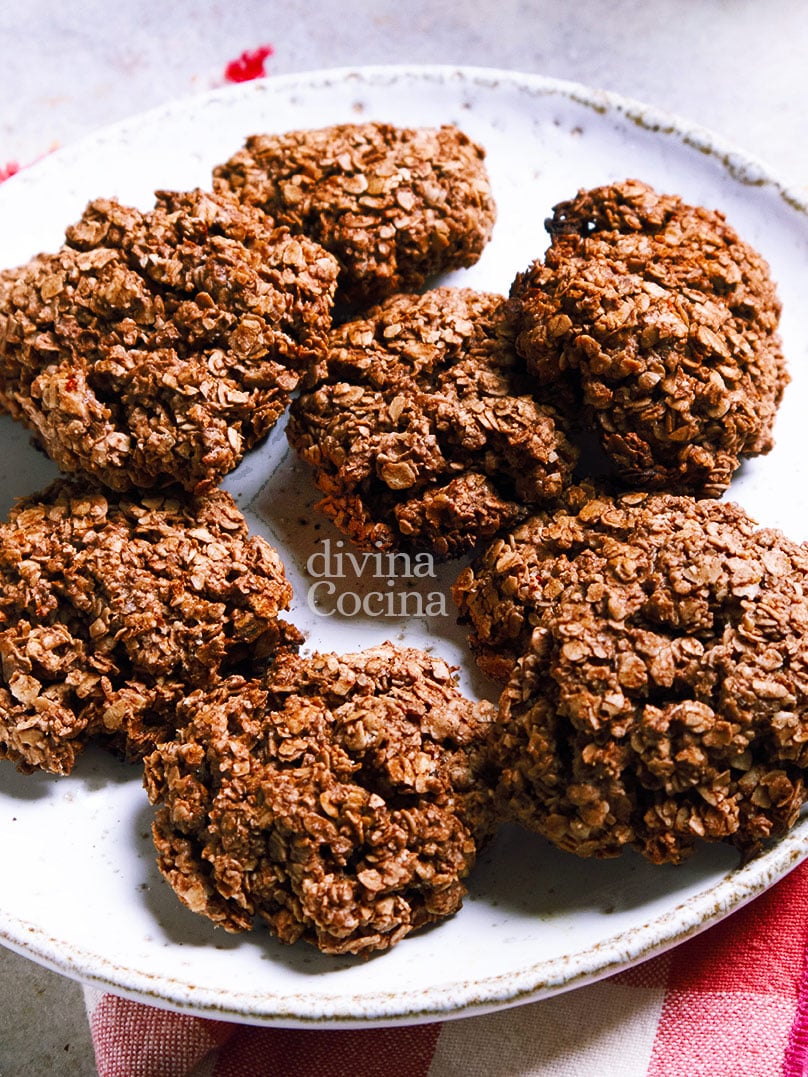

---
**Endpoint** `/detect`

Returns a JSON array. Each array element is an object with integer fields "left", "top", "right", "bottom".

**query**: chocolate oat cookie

[
  {"left": 213, "top": 122, "right": 496, "bottom": 305},
  {"left": 0, "top": 188, "right": 338, "bottom": 493},
  {"left": 512, "top": 179, "right": 787, "bottom": 496},
  {"left": 0, "top": 479, "right": 300, "bottom": 774},
  {"left": 453, "top": 482, "right": 604, "bottom": 683},
  {"left": 490, "top": 492, "right": 808, "bottom": 864},
  {"left": 287, "top": 287, "right": 578, "bottom": 559},
  {"left": 0, "top": 264, "right": 21, "bottom": 310},
  {"left": 144, "top": 644, "right": 498, "bottom": 955}
]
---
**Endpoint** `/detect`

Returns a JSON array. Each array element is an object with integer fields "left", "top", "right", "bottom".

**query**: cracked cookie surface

[
  {"left": 477, "top": 492, "right": 808, "bottom": 863},
  {"left": 288, "top": 286, "right": 578, "bottom": 559},
  {"left": 144, "top": 643, "right": 497, "bottom": 955},
  {"left": 214, "top": 122, "right": 496, "bottom": 305},
  {"left": 0, "top": 189, "right": 338, "bottom": 493},
  {"left": 512, "top": 179, "right": 787, "bottom": 496},
  {"left": 0, "top": 479, "right": 299, "bottom": 773}
]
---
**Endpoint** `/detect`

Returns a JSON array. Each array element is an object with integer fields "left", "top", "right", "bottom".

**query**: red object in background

[
  {"left": 0, "top": 161, "right": 20, "bottom": 184},
  {"left": 224, "top": 45, "right": 274, "bottom": 84}
]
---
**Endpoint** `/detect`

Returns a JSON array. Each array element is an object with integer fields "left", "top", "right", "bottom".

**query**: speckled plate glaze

[{"left": 2, "top": 65, "right": 808, "bottom": 1028}]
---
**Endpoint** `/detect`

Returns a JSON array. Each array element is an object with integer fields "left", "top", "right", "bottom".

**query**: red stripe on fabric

[
  {"left": 647, "top": 990, "right": 796, "bottom": 1077},
  {"left": 782, "top": 928, "right": 808, "bottom": 1077},
  {"left": 665, "top": 860, "right": 808, "bottom": 996},
  {"left": 643, "top": 860, "right": 808, "bottom": 1077},
  {"left": 212, "top": 1023, "right": 442, "bottom": 1077},
  {"left": 90, "top": 994, "right": 233, "bottom": 1077}
]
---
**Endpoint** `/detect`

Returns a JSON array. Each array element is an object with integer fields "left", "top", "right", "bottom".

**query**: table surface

[{"left": 1, "top": 1, "right": 807, "bottom": 1072}]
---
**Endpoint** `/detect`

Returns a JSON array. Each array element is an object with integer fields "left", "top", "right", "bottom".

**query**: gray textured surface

[
  {"left": 1, "top": 1, "right": 807, "bottom": 1073},
  {"left": 1, "top": 0, "right": 807, "bottom": 183},
  {"left": 0, "top": 947, "right": 96, "bottom": 1076}
]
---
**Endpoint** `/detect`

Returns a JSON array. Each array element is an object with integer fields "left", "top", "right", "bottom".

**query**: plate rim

[
  {"left": 2, "top": 817, "right": 807, "bottom": 1027},
  {"left": 2, "top": 62, "right": 808, "bottom": 1027},
  {"left": 4, "top": 62, "right": 808, "bottom": 219}
]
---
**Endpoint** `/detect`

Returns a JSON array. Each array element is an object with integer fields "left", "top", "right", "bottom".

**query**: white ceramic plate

[{"left": 2, "top": 65, "right": 808, "bottom": 1028}]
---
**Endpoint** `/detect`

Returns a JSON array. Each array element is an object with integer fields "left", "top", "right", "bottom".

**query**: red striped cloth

[{"left": 85, "top": 859, "right": 808, "bottom": 1077}]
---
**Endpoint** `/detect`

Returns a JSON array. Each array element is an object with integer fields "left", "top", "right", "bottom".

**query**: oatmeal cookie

[
  {"left": 213, "top": 122, "right": 496, "bottom": 305},
  {"left": 0, "top": 479, "right": 300, "bottom": 774},
  {"left": 0, "top": 188, "right": 338, "bottom": 493},
  {"left": 144, "top": 644, "right": 497, "bottom": 955},
  {"left": 453, "top": 482, "right": 605, "bottom": 683},
  {"left": 491, "top": 492, "right": 808, "bottom": 864},
  {"left": 0, "top": 265, "right": 20, "bottom": 312},
  {"left": 511, "top": 179, "right": 787, "bottom": 496},
  {"left": 287, "top": 287, "right": 578, "bottom": 559}
]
